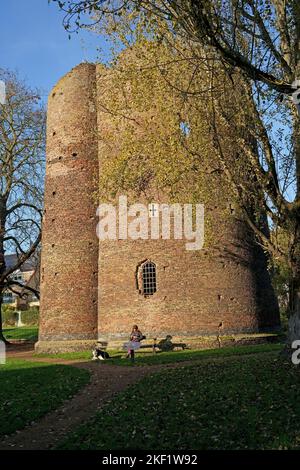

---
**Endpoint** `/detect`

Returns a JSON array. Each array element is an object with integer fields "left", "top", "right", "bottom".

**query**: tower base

[{"left": 35, "top": 339, "right": 97, "bottom": 354}]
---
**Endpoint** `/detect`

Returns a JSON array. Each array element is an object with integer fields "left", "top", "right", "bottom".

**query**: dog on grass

[{"left": 92, "top": 343, "right": 110, "bottom": 361}]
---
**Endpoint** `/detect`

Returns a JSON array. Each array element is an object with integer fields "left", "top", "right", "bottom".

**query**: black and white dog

[{"left": 92, "top": 343, "right": 110, "bottom": 361}]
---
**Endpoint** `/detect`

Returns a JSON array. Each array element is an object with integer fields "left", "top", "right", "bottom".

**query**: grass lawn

[
  {"left": 58, "top": 351, "right": 300, "bottom": 450},
  {"left": 0, "top": 359, "right": 90, "bottom": 436},
  {"left": 3, "top": 326, "right": 38, "bottom": 342},
  {"left": 36, "top": 342, "right": 282, "bottom": 366}
]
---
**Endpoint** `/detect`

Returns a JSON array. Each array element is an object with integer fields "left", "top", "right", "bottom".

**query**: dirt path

[{"left": 0, "top": 345, "right": 175, "bottom": 450}]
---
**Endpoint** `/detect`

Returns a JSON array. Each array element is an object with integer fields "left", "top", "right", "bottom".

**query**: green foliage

[
  {"left": 0, "top": 360, "right": 90, "bottom": 436},
  {"left": 58, "top": 352, "right": 300, "bottom": 450},
  {"left": 96, "top": 39, "right": 239, "bottom": 249},
  {"left": 98, "top": 40, "right": 225, "bottom": 206},
  {"left": 1, "top": 307, "right": 39, "bottom": 326},
  {"left": 273, "top": 259, "right": 290, "bottom": 330},
  {"left": 271, "top": 228, "right": 292, "bottom": 326},
  {"left": 3, "top": 326, "right": 38, "bottom": 342},
  {"left": 1, "top": 305, "right": 17, "bottom": 326},
  {"left": 20, "top": 308, "right": 39, "bottom": 326}
]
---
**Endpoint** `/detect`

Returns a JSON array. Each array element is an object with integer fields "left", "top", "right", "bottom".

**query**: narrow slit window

[{"left": 142, "top": 261, "right": 156, "bottom": 296}]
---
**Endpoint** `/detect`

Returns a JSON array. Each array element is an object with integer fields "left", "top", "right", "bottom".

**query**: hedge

[{"left": 1, "top": 305, "right": 39, "bottom": 326}]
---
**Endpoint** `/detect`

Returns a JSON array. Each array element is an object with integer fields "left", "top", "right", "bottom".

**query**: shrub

[
  {"left": 21, "top": 308, "right": 39, "bottom": 325},
  {"left": 1, "top": 306, "right": 39, "bottom": 326},
  {"left": 1, "top": 305, "right": 17, "bottom": 325}
]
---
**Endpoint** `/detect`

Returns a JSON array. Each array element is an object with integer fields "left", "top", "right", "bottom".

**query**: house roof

[{"left": 5, "top": 254, "right": 38, "bottom": 272}]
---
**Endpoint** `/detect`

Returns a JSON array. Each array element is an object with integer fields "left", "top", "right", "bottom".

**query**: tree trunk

[
  {"left": 287, "top": 51, "right": 300, "bottom": 353},
  {"left": 0, "top": 195, "right": 9, "bottom": 344}
]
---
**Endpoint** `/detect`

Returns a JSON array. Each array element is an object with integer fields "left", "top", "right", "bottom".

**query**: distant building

[{"left": 3, "top": 254, "right": 40, "bottom": 309}]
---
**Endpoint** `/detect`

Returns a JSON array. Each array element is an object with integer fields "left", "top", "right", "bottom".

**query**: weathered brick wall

[
  {"left": 36, "top": 63, "right": 99, "bottom": 350},
  {"left": 97, "top": 216, "right": 279, "bottom": 341}
]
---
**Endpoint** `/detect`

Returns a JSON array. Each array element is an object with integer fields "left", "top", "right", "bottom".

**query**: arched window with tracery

[{"left": 137, "top": 260, "right": 157, "bottom": 296}]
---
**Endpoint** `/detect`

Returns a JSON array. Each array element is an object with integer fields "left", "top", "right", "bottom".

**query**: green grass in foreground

[
  {"left": 3, "top": 326, "right": 38, "bottom": 342},
  {"left": 0, "top": 359, "right": 90, "bottom": 436},
  {"left": 58, "top": 351, "right": 300, "bottom": 450},
  {"left": 36, "top": 342, "right": 282, "bottom": 365}
]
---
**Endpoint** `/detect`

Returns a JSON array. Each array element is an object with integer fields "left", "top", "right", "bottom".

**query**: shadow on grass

[
  {"left": 3, "top": 326, "right": 38, "bottom": 342},
  {"left": 36, "top": 343, "right": 283, "bottom": 367},
  {"left": 0, "top": 359, "right": 89, "bottom": 436}
]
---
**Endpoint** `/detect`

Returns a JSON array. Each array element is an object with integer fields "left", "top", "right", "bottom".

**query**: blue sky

[{"left": 0, "top": 0, "right": 109, "bottom": 102}]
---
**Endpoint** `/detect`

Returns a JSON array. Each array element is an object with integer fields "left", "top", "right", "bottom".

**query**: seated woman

[{"left": 124, "top": 325, "right": 145, "bottom": 360}]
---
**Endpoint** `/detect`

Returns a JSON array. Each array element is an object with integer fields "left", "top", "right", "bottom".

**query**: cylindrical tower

[
  {"left": 36, "top": 63, "right": 99, "bottom": 353},
  {"left": 36, "top": 59, "right": 280, "bottom": 353}
]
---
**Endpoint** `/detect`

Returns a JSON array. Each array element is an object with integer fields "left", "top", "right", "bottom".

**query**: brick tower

[
  {"left": 36, "top": 63, "right": 280, "bottom": 353},
  {"left": 36, "top": 64, "right": 99, "bottom": 352}
]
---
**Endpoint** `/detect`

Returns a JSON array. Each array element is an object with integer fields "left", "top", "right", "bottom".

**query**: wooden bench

[{"left": 139, "top": 337, "right": 188, "bottom": 353}]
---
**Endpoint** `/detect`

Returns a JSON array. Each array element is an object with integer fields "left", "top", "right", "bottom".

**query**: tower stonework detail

[
  {"left": 36, "top": 63, "right": 280, "bottom": 353},
  {"left": 36, "top": 64, "right": 99, "bottom": 352}
]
